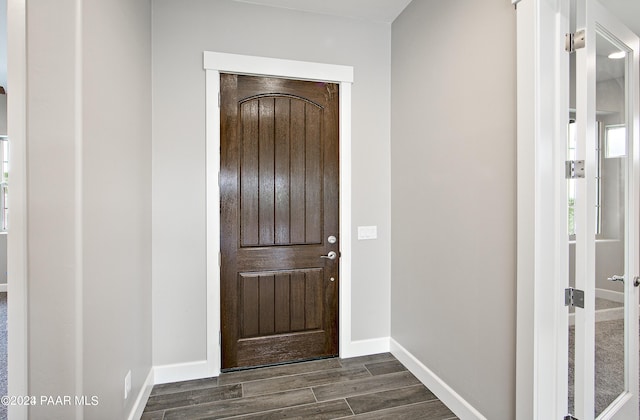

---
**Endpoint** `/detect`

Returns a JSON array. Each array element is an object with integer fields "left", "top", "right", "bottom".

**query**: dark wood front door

[{"left": 220, "top": 74, "right": 340, "bottom": 370}]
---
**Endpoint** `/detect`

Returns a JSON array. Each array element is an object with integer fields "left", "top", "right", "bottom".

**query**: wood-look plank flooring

[{"left": 142, "top": 353, "right": 458, "bottom": 419}]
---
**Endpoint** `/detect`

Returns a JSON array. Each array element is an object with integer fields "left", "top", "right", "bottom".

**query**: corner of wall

[
  {"left": 390, "top": 338, "right": 487, "bottom": 420},
  {"left": 127, "top": 368, "right": 154, "bottom": 420}
]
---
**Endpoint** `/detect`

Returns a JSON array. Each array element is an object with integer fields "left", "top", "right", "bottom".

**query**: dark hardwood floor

[{"left": 142, "top": 353, "right": 458, "bottom": 419}]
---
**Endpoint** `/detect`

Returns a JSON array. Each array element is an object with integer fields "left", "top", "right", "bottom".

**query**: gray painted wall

[
  {"left": 390, "top": 1, "right": 517, "bottom": 419},
  {"left": 27, "top": 2, "right": 80, "bottom": 415},
  {"left": 152, "top": 0, "right": 392, "bottom": 367},
  {"left": 81, "top": 0, "right": 152, "bottom": 417},
  {"left": 26, "top": 0, "right": 152, "bottom": 418}
]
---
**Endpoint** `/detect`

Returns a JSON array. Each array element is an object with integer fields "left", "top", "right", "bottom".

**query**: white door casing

[
  {"left": 515, "top": 0, "right": 571, "bottom": 417},
  {"left": 203, "top": 52, "right": 354, "bottom": 376}
]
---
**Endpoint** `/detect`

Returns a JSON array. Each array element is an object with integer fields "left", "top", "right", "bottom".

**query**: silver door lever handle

[
  {"left": 607, "top": 275, "right": 624, "bottom": 282},
  {"left": 320, "top": 251, "right": 337, "bottom": 260}
]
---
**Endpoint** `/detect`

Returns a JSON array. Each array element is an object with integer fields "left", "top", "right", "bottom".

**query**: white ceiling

[{"left": 231, "top": 0, "right": 413, "bottom": 23}]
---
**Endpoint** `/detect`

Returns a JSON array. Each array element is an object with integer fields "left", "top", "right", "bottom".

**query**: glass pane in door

[{"left": 593, "top": 30, "right": 627, "bottom": 418}]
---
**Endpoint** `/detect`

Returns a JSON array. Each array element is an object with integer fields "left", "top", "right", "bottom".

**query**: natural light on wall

[{"left": 605, "top": 125, "right": 626, "bottom": 158}]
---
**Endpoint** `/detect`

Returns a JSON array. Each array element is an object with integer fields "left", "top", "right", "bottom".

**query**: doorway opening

[{"left": 204, "top": 51, "right": 354, "bottom": 377}]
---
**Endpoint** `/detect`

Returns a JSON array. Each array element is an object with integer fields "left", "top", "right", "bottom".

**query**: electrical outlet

[{"left": 124, "top": 370, "right": 132, "bottom": 400}]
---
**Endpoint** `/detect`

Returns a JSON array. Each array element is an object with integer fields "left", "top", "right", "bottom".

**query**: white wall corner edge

[
  {"left": 390, "top": 338, "right": 488, "bottom": 420},
  {"left": 127, "top": 367, "right": 154, "bottom": 420},
  {"left": 341, "top": 337, "right": 390, "bottom": 359},
  {"left": 153, "top": 360, "right": 210, "bottom": 385}
]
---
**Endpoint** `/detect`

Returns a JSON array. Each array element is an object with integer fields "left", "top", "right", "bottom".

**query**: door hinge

[
  {"left": 218, "top": 251, "right": 222, "bottom": 267},
  {"left": 565, "top": 288, "right": 585, "bottom": 309},
  {"left": 565, "top": 29, "right": 585, "bottom": 53},
  {"left": 565, "top": 160, "right": 585, "bottom": 179},
  {"left": 219, "top": 331, "right": 222, "bottom": 345},
  {"left": 564, "top": 415, "right": 579, "bottom": 420}
]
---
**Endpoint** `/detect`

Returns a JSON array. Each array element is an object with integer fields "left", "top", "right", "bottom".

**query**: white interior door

[{"left": 571, "top": 0, "right": 640, "bottom": 419}]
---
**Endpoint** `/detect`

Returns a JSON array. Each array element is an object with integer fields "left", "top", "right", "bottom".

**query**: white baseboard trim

[
  {"left": 596, "top": 287, "right": 624, "bottom": 303},
  {"left": 390, "top": 338, "right": 487, "bottom": 420},
  {"left": 568, "top": 289, "right": 628, "bottom": 325},
  {"left": 127, "top": 368, "right": 154, "bottom": 420},
  {"left": 0, "top": 283, "right": 7, "bottom": 293},
  {"left": 592, "top": 307, "right": 625, "bottom": 322},
  {"left": 153, "top": 360, "right": 211, "bottom": 385},
  {"left": 341, "top": 337, "right": 390, "bottom": 359}
]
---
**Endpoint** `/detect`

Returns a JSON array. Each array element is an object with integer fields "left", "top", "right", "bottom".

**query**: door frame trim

[
  {"left": 7, "top": 0, "right": 28, "bottom": 418},
  {"left": 203, "top": 51, "right": 354, "bottom": 376},
  {"left": 515, "top": 0, "right": 570, "bottom": 417},
  {"left": 516, "top": 0, "right": 640, "bottom": 417}
]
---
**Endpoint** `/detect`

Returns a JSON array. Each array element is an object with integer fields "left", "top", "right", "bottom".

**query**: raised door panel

[{"left": 220, "top": 73, "right": 339, "bottom": 369}]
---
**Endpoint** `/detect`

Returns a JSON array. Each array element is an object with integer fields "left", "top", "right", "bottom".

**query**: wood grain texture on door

[{"left": 220, "top": 74, "right": 339, "bottom": 369}]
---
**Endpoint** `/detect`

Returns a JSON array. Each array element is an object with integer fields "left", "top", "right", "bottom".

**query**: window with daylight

[{"left": 605, "top": 124, "right": 626, "bottom": 158}]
